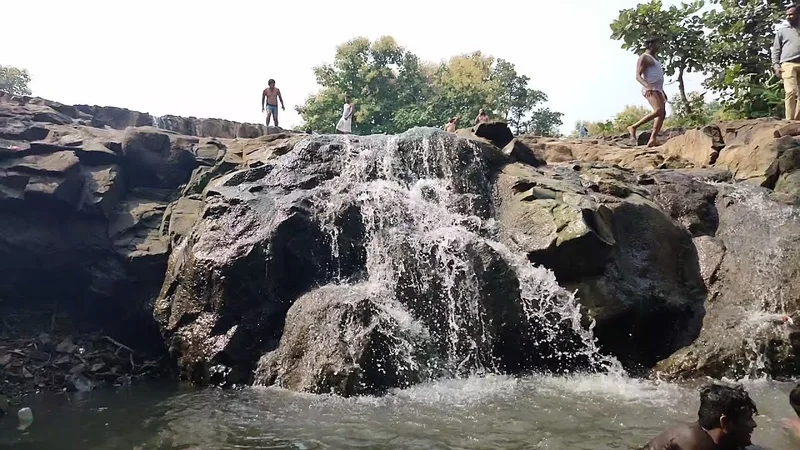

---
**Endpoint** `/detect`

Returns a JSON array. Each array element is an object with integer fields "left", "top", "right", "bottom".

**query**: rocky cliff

[
  {"left": 2, "top": 93, "right": 800, "bottom": 398},
  {"left": 0, "top": 92, "right": 298, "bottom": 368}
]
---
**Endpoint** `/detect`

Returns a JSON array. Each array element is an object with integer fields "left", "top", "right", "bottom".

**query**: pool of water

[{"left": 2, "top": 374, "right": 799, "bottom": 449}]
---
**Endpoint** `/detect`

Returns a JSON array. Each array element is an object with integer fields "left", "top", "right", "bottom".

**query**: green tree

[
  {"left": 424, "top": 52, "right": 498, "bottom": 128},
  {"left": 297, "top": 36, "right": 423, "bottom": 134},
  {"left": 702, "top": 0, "right": 790, "bottom": 118},
  {"left": 611, "top": 0, "right": 706, "bottom": 111},
  {"left": 0, "top": 65, "right": 32, "bottom": 96},
  {"left": 490, "top": 59, "right": 548, "bottom": 134},
  {"left": 579, "top": 106, "right": 654, "bottom": 137},
  {"left": 612, "top": 105, "right": 653, "bottom": 132},
  {"left": 526, "top": 108, "right": 564, "bottom": 136},
  {"left": 298, "top": 37, "right": 563, "bottom": 135}
]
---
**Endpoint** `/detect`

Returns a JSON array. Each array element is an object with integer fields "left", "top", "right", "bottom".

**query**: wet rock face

[
  {"left": 0, "top": 94, "right": 302, "bottom": 357},
  {"left": 253, "top": 284, "right": 430, "bottom": 396},
  {"left": 655, "top": 185, "right": 800, "bottom": 379},
  {"left": 1, "top": 92, "right": 276, "bottom": 140},
  {"left": 154, "top": 129, "right": 618, "bottom": 392},
  {"left": 493, "top": 163, "right": 707, "bottom": 369},
  {"left": 642, "top": 170, "right": 720, "bottom": 237}
]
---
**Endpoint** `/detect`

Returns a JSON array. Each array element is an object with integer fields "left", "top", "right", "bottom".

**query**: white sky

[{"left": 4, "top": 0, "right": 704, "bottom": 133}]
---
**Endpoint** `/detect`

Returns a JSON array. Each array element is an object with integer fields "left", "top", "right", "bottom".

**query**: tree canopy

[
  {"left": 0, "top": 65, "right": 32, "bottom": 96},
  {"left": 297, "top": 37, "right": 562, "bottom": 136}
]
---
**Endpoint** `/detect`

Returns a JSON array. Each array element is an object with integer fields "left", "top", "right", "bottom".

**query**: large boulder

[
  {"left": 155, "top": 115, "right": 274, "bottom": 139},
  {"left": 516, "top": 136, "right": 692, "bottom": 171},
  {"left": 641, "top": 170, "right": 720, "bottom": 237},
  {"left": 121, "top": 127, "right": 199, "bottom": 189},
  {"left": 715, "top": 119, "right": 792, "bottom": 185},
  {"left": 660, "top": 125, "right": 725, "bottom": 166},
  {"left": 253, "top": 284, "right": 430, "bottom": 396},
  {"left": 0, "top": 95, "right": 305, "bottom": 357},
  {"left": 655, "top": 184, "right": 800, "bottom": 379},
  {"left": 154, "top": 129, "right": 609, "bottom": 390},
  {"left": 493, "top": 162, "right": 707, "bottom": 369}
]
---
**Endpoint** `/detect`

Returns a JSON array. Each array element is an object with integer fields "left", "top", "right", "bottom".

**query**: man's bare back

[{"left": 641, "top": 423, "right": 718, "bottom": 450}]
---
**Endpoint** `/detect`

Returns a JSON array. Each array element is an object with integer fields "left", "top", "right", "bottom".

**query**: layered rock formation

[
  {"left": 4, "top": 92, "right": 800, "bottom": 396},
  {"left": 520, "top": 120, "right": 800, "bottom": 379},
  {"left": 1, "top": 92, "right": 281, "bottom": 139},
  {"left": 0, "top": 93, "right": 301, "bottom": 349}
]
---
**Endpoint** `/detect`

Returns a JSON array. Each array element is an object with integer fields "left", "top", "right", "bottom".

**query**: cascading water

[
  {"left": 696, "top": 181, "right": 800, "bottom": 379},
  {"left": 725, "top": 184, "right": 800, "bottom": 378},
  {"left": 150, "top": 115, "right": 167, "bottom": 130},
  {"left": 274, "top": 127, "right": 621, "bottom": 381}
]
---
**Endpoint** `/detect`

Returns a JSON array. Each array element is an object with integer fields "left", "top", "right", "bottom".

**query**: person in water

[
  {"left": 445, "top": 116, "right": 459, "bottom": 133},
  {"left": 782, "top": 384, "right": 800, "bottom": 442},
  {"left": 772, "top": 5, "right": 800, "bottom": 121},
  {"left": 336, "top": 96, "right": 355, "bottom": 134},
  {"left": 627, "top": 37, "right": 667, "bottom": 147},
  {"left": 261, "top": 79, "right": 285, "bottom": 127},
  {"left": 474, "top": 108, "right": 489, "bottom": 125},
  {"left": 641, "top": 383, "right": 758, "bottom": 450}
]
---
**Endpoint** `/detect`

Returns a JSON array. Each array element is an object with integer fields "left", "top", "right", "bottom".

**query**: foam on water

[{"left": 6, "top": 375, "right": 800, "bottom": 448}]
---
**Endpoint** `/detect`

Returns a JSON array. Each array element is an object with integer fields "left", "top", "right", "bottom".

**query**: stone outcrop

[
  {"left": 515, "top": 136, "right": 691, "bottom": 171},
  {"left": 5, "top": 91, "right": 800, "bottom": 396},
  {"left": 0, "top": 94, "right": 304, "bottom": 350},
  {"left": 654, "top": 184, "right": 800, "bottom": 379},
  {"left": 714, "top": 119, "right": 800, "bottom": 204},
  {"left": 494, "top": 163, "right": 707, "bottom": 368},
  {"left": 1, "top": 91, "right": 280, "bottom": 140},
  {"left": 660, "top": 125, "right": 725, "bottom": 166},
  {"left": 154, "top": 129, "right": 604, "bottom": 392}
]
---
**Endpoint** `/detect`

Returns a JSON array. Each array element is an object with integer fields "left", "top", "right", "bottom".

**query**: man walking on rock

[
  {"left": 261, "top": 79, "right": 285, "bottom": 127},
  {"left": 773, "top": 5, "right": 800, "bottom": 121},
  {"left": 627, "top": 36, "right": 666, "bottom": 147}
]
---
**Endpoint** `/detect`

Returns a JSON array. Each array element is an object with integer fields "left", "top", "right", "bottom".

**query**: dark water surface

[{"left": 2, "top": 375, "right": 798, "bottom": 449}]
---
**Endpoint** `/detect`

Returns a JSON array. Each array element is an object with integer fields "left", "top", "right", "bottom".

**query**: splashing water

[
  {"left": 278, "top": 128, "right": 620, "bottom": 380},
  {"left": 709, "top": 183, "right": 800, "bottom": 379}
]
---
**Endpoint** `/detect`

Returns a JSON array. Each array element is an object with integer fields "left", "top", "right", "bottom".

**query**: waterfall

[
  {"left": 698, "top": 182, "right": 800, "bottom": 379},
  {"left": 274, "top": 128, "right": 621, "bottom": 380},
  {"left": 150, "top": 115, "right": 166, "bottom": 130}
]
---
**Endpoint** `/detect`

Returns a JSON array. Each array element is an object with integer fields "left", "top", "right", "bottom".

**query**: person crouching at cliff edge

[
  {"left": 640, "top": 383, "right": 758, "bottom": 450},
  {"left": 474, "top": 108, "right": 489, "bottom": 125},
  {"left": 261, "top": 79, "right": 285, "bottom": 127},
  {"left": 627, "top": 36, "right": 667, "bottom": 147},
  {"left": 445, "top": 116, "right": 459, "bottom": 133}
]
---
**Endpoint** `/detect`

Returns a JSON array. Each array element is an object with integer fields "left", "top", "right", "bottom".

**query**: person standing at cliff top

[
  {"left": 641, "top": 383, "right": 758, "bottom": 450},
  {"left": 474, "top": 108, "right": 489, "bottom": 125},
  {"left": 627, "top": 36, "right": 667, "bottom": 148},
  {"left": 772, "top": 5, "right": 800, "bottom": 121},
  {"left": 445, "top": 116, "right": 459, "bottom": 133},
  {"left": 261, "top": 79, "right": 285, "bottom": 127},
  {"left": 336, "top": 96, "right": 355, "bottom": 134}
]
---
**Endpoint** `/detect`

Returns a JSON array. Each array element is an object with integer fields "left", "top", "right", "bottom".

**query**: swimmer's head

[
  {"left": 698, "top": 383, "right": 758, "bottom": 447},
  {"left": 790, "top": 384, "right": 800, "bottom": 417}
]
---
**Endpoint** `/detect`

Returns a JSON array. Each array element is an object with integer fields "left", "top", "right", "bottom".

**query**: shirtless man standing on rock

[
  {"left": 261, "top": 79, "right": 285, "bottom": 127},
  {"left": 641, "top": 383, "right": 758, "bottom": 450}
]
